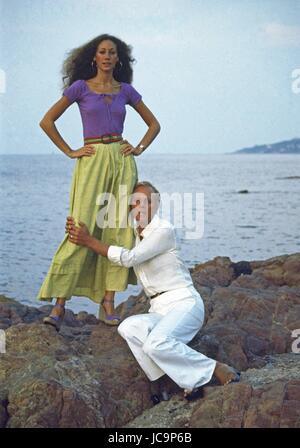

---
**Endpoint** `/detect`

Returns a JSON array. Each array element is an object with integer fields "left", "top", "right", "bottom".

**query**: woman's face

[{"left": 94, "top": 39, "right": 119, "bottom": 72}]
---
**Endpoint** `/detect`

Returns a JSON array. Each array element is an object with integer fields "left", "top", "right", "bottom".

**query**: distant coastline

[{"left": 230, "top": 137, "right": 300, "bottom": 154}]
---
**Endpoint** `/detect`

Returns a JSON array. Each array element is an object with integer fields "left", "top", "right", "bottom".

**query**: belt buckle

[{"left": 150, "top": 292, "right": 161, "bottom": 299}]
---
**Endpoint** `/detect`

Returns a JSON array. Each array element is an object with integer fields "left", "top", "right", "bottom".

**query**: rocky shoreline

[{"left": 0, "top": 252, "right": 299, "bottom": 428}]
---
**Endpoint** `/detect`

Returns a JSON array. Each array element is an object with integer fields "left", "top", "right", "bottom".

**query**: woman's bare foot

[
  {"left": 102, "top": 300, "right": 117, "bottom": 315},
  {"left": 102, "top": 291, "right": 116, "bottom": 315},
  {"left": 99, "top": 290, "right": 121, "bottom": 326},
  {"left": 49, "top": 304, "right": 65, "bottom": 318},
  {"left": 43, "top": 298, "right": 66, "bottom": 332},
  {"left": 48, "top": 298, "right": 66, "bottom": 318}
]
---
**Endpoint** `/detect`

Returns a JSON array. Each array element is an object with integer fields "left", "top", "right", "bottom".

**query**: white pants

[{"left": 118, "top": 285, "right": 217, "bottom": 390}]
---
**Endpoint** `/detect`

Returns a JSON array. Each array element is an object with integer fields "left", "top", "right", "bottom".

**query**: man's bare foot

[
  {"left": 213, "top": 361, "right": 241, "bottom": 385},
  {"left": 182, "top": 362, "right": 240, "bottom": 401}
]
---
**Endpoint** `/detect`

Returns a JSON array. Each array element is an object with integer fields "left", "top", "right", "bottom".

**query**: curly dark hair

[{"left": 61, "top": 34, "right": 137, "bottom": 90}]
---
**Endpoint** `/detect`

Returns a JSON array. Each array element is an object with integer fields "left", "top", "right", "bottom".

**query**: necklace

[
  {"left": 88, "top": 80, "right": 121, "bottom": 94},
  {"left": 89, "top": 79, "right": 120, "bottom": 88}
]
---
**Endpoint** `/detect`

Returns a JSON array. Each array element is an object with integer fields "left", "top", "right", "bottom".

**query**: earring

[
  {"left": 113, "top": 60, "right": 123, "bottom": 71},
  {"left": 91, "top": 60, "right": 97, "bottom": 69}
]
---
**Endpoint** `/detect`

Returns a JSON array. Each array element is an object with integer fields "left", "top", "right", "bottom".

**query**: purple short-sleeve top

[{"left": 62, "top": 79, "right": 142, "bottom": 139}]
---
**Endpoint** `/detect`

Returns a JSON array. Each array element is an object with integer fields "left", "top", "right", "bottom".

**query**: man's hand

[
  {"left": 65, "top": 216, "right": 110, "bottom": 257},
  {"left": 65, "top": 216, "right": 91, "bottom": 247}
]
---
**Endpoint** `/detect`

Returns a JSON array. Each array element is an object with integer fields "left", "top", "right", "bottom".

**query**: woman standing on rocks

[{"left": 37, "top": 34, "right": 160, "bottom": 329}]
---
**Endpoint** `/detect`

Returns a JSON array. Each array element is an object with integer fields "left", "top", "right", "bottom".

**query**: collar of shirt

[{"left": 133, "top": 213, "right": 161, "bottom": 240}]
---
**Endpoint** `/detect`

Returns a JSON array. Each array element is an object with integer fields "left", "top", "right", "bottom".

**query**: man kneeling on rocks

[{"left": 66, "top": 180, "right": 240, "bottom": 404}]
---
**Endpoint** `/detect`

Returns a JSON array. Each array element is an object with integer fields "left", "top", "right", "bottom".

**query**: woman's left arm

[{"left": 120, "top": 101, "right": 161, "bottom": 157}]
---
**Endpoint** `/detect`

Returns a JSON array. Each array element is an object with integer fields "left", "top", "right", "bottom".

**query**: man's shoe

[
  {"left": 150, "top": 394, "right": 161, "bottom": 405},
  {"left": 160, "top": 390, "right": 170, "bottom": 401},
  {"left": 183, "top": 386, "right": 204, "bottom": 401},
  {"left": 150, "top": 376, "right": 172, "bottom": 405}
]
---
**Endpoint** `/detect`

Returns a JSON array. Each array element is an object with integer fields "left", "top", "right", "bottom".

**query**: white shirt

[{"left": 107, "top": 213, "right": 193, "bottom": 297}]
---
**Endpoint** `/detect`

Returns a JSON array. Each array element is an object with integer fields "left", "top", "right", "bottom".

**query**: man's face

[{"left": 129, "top": 185, "right": 159, "bottom": 228}]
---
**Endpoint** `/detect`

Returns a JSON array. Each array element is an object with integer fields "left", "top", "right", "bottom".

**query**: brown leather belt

[
  {"left": 150, "top": 291, "right": 167, "bottom": 299},
  {"left": 84, "top": 133, "right": 123, "bottom": 145}
]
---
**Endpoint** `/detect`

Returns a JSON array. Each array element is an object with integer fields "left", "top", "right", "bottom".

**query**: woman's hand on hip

[
  {"left": 68, "top": 145, "right": 96, "bottom": 159},
  {"left": 120, "top": 139, "right": 143, "bottom": 157}
]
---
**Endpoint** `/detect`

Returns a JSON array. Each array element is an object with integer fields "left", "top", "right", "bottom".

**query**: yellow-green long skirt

[{"left": 36, "top": 141, "right": 138, "bottom": 305}]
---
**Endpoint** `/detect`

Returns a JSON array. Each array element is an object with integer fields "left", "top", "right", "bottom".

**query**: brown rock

[
  {"left": 0, "top": 252, "right": 299, "bottom": 427},
  {"left": 124, "top": 353, "right": 300, "bottom": 428},
  {"left": 189, "top": 379, "right": 300, "bottom": 428}
]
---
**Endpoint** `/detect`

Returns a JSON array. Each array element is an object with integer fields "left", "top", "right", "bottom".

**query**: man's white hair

[{"left": 134, "top": 181, "right": 160, "bottom": 199}]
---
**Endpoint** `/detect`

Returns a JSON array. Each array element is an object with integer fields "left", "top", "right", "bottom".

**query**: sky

[{"left": 0, "top": 0, "right": 299, "bottom": 154}]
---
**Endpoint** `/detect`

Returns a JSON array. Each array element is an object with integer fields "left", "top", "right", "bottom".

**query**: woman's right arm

[{"left": 39, "top": 97, "right": 95, "bottom": 159}]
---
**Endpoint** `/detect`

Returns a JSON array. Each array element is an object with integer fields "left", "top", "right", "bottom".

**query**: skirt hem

[{"left": 37, "top": 281, "right": 138, "bottom": 304}]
